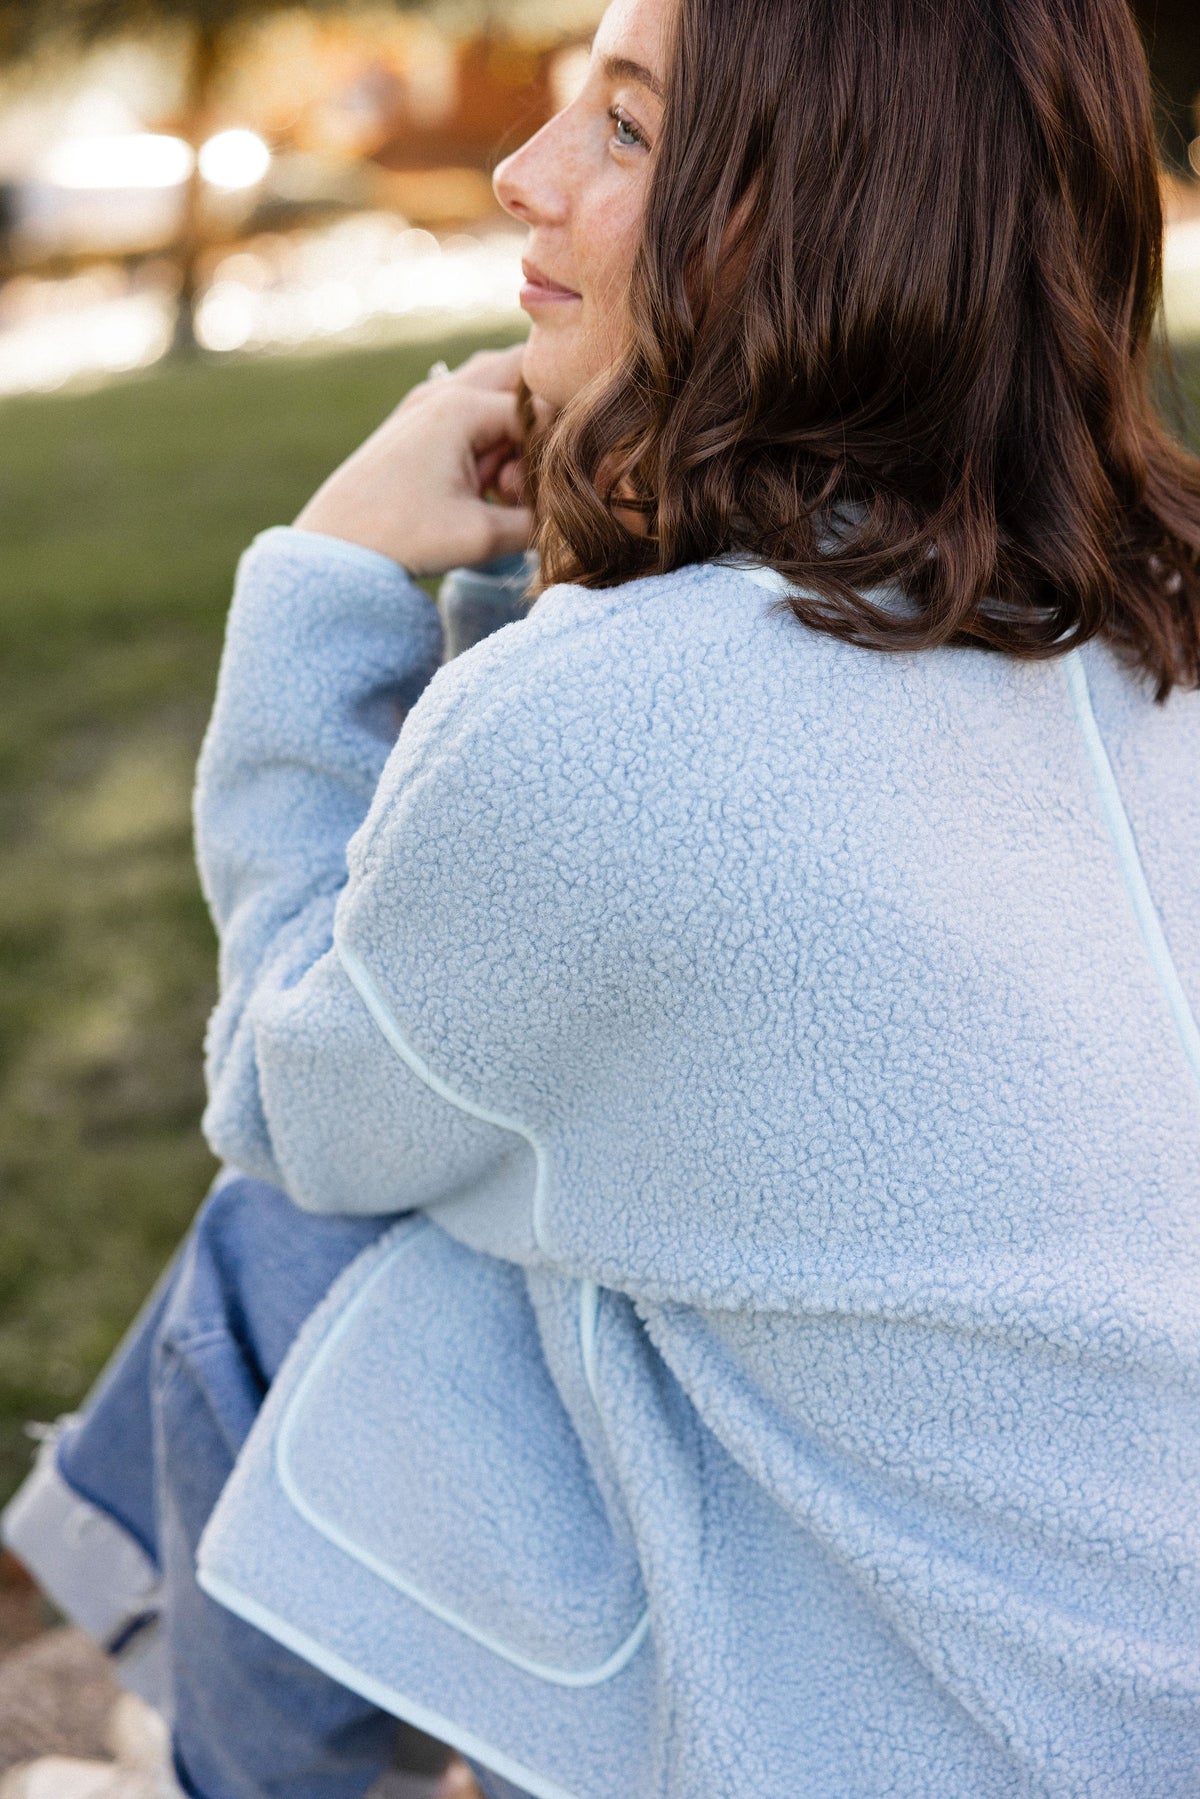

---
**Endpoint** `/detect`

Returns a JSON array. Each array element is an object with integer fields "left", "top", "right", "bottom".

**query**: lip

[{"left": 520, "top": 259, "right": 582, "bottom": 308}]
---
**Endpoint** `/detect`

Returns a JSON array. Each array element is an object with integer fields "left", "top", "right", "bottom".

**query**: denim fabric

[
  {"left": 56, "top": 1252, "right": 179, "bottom": 1566},
  {"left": 57, "top": 1173, "right": 533, "bottom": 1799}
]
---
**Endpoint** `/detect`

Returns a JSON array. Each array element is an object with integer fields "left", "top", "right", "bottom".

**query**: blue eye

[{"left": 608, "top": 107, "right": 647, "bottom": 150}]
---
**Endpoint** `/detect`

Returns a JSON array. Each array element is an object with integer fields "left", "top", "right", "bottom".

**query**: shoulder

[
  {"left": 396, "top": 560, "right": 845, "bottom": 763},
  {"left": 344, "top": 562, "right": 779, "bottom": 894},
  {"left": 451, "top": 560, "right": 769, "bottom": 693},
  {"left": 358, "top": 559, "right": 984, "bottom": 862}
]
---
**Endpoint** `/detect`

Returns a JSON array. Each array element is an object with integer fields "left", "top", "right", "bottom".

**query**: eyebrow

[{"left": 601, "top": 54, "right": 665, "bottom": 101}]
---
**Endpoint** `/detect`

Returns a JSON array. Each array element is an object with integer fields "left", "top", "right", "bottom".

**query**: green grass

[
  {"left": 0, "top": 325, "right": 523, "bottom": 1503},
  {"left": 0, "top": 330, "right": 1196, "bottom": 1509}
]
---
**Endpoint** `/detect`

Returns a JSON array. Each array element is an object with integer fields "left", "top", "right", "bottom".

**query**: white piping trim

[
  {"left": 334, "top": 921, "right": 652, "bottom": 1679},
  {"left": 336, "top": 937, "right": 554, "bottom": 1254},
  {"left": 1064, "top": 650, "right": 1200, "bottom": 1094},
  {"left": 196, "top": 1566, "right": 582, "bottom": 1799},
  {"left": 579, "top": 1281, "right": 601, "bottom": 1406},
  {"left": 273, "top": 1223, "right": 649, "bottom": 1688}
]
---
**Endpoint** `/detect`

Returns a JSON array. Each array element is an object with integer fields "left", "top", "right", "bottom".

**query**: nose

[{"left": 493, "top": 118, "right": 569, "bottom": 227}]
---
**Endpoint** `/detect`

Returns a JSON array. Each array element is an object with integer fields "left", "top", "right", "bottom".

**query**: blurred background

[{"left": 0, "top": 0, "right": 1197, "bottom": 1650}]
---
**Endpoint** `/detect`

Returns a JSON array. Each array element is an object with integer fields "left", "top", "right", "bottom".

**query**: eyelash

[{"left": 608, "top": 106, "right": 648, "bottom": 151}]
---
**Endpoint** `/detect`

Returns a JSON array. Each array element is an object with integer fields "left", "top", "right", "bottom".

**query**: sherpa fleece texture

[{"left": 195, "top": 525, "right": 1200, "bottom": 1798}]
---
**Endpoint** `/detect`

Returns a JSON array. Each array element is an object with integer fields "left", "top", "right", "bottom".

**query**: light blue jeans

[{"left": 55, "top": 1172, "right": 531, "bottom": 1799}]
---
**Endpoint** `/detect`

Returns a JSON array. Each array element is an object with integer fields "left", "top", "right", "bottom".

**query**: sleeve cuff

[{"left": 254, "top": 525, "right": 415, "bottom": 585}]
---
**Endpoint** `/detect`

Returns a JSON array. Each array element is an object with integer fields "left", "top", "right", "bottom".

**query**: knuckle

[
  {"left": 461, "top": 522, "right": 492, "bottom": 564},
  {"left": 422, "top": 387, "right": 460, "bottom": 423}
]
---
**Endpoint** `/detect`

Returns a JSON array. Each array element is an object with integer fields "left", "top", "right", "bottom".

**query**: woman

[{"left": 9, "top": 0, "right": 1200, "bottom": 1793}]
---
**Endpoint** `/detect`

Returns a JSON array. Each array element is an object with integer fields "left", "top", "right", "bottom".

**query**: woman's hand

[{"left": 293, "top": 346, "right": 534, "bottom": 578}]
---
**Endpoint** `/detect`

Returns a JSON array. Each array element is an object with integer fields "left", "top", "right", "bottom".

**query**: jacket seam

[{"left": 1064, "top": 649, "right": 1200, "bottom": 1097}]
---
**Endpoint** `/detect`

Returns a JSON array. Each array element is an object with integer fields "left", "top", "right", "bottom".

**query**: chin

[{"left": 521, "top": 328, "right": 587, "bottom": 413}]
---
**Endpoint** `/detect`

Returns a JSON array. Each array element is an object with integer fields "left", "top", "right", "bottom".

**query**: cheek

[
  {"left": 520, "top": 181, "right": 647, "bottom": 407},
  {"left": 567, "top": 191, "right": 644, "bottom": 390},
  {"left": 578, "top": 192, "right": 643, "bottom": 333}
]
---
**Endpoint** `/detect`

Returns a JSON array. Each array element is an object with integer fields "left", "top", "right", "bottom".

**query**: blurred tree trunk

[
  {"left": 171, "top": 16, "right": 224, "bottom": 355},
  {"left": 1132, "top": 0, "right": 1200, "bottom": 173}
]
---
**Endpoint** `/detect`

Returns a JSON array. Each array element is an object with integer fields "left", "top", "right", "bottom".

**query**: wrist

[
  {"left": 287, "top": 520, "right": 418, "bottom": 582},
  {"left": 290, "top": 487, "right": 406, "bottom": 552}
]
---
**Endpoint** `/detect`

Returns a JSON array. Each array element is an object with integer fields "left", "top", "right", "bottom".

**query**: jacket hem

[{"left": 196, "top": 1567, "right": 578, "bottom": 1799}]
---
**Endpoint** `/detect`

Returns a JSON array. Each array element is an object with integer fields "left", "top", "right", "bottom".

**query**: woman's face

[{"left": 492, "top": 0, "right": 672, "bottom": 411}]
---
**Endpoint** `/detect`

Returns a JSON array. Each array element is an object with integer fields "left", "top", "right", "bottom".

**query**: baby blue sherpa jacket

[{"left": 194, "top": 525, "right": 1200, "bottom": 1799}]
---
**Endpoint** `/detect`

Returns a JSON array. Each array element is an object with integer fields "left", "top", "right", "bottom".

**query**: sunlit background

[
  {"left": 0, "top": 3, "right": 603, "bottom": 393},
  {"left": 0, "top": 0, "right": 1198, "bottom": 1682},
  {"left": 0, "top": 1, "right": 1194, "bottom": 394}
]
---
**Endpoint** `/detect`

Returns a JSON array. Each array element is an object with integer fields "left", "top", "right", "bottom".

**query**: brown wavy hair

[{"left": 526, "top": 0, "right": 1200, "bottom": 699}]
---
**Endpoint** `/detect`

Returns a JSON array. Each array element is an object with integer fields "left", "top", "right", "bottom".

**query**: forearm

[
  {"left": 195, "top": 527, "right": 444, "bottom": 929},
  {"left": 195, "top": 526, "right": 443, "bottom": 1184},
  {"left": 193, "top": 341, "right": 537, "bottom": 1201}
]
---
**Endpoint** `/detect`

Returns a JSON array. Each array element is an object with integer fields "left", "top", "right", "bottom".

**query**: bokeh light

[
  {"left": 198, "top": 129, "right": 272, "bottom": 193},
  {"left": 43, "top": 131, "right": 193, "bottom": 191}
]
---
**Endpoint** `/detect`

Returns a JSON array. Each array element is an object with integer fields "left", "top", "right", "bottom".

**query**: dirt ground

[
  {"left": 0, "top": 1556, "right": 478, "bottom": 1798},
  {"left": 0, "top": 1560, "right": 45, "bottom": 1666}
]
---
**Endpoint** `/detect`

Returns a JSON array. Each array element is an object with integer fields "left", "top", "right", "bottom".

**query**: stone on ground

[
  {"left": 0, "top": 1629, "right": 117, "bottom": 1774},
  {"left": 0, "top": 1623, "right": 481, "bottom": 1799},
  {"left": 0, "top": 1756, "right": 164, "bottom": 1799}
]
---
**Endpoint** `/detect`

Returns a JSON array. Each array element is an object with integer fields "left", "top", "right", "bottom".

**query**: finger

[
  {"left": 460, "top": 388, "right": 526, "bottom": 456},
  {"left": 482, "top": 501, "right": 535, "bottom": 558},
  {"left": 527, "top": 393, "right": 555, "bottom": 431},
  {"left": 449, "top": 344, "right": 528, "bottom": 393},
  {"left": 494, "top": 458, "right": 526, "bottom": 504},
  {"left": 474, "top": 441, "right": 511, "bottom": 494}
]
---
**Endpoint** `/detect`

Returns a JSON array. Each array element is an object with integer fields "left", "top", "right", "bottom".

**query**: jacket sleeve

[{"left": 194, "top": 526, "right": 525, "bottom": 1215}]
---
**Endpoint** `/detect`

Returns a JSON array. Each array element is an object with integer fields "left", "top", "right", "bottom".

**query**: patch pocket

[{"left": 276, "top": 1220, "right": 649, "bottom": 1686}]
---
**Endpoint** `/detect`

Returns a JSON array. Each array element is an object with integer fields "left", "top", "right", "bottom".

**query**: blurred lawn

[
  {"left": 0, "top": 333, "right": 1196, "bottom": 1510},
  {"left": 0, "top": 325, "right": 523, "bottom": 1504}
]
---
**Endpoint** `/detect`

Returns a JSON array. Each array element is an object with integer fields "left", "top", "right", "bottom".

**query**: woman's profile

[{"left": 5, "top": 0, "right": 1200, "bottom": 1794}]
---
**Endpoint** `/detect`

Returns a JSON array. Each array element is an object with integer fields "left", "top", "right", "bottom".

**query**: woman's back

[
  {"left": 196, "top": 544, "right": 1200, "bottom": 1797},
  {"left": 385, "top": 561, "right": 1200, "bottom": 1304}
]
